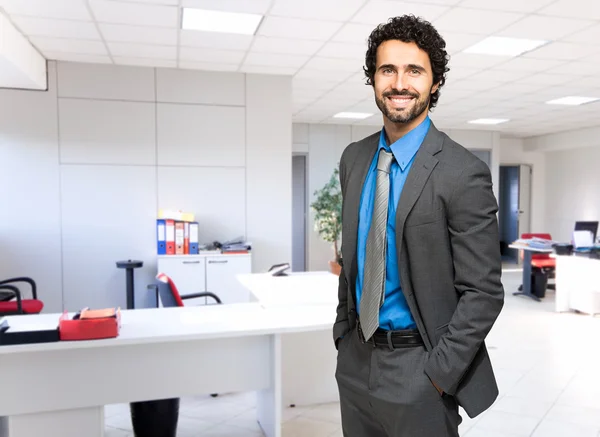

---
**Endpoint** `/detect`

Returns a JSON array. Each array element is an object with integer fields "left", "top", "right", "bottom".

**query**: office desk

[
  {"left": 508, "top": 244, "right": 554, "bottom": 301},
  {"left": 238, "top": 272, "right": 339, "bottom": 407},
  {"left": 0, "top": 303, "right": 333, "bottom": 437},
  {"left": 554, "top": 254, "right": 600, "bottom": 316}
]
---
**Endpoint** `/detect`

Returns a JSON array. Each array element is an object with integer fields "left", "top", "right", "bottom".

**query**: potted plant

[{"left": 311, "top": 165, "right": 343, "bottom": 276}]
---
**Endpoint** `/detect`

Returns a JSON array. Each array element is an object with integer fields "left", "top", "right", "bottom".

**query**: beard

[{"left": 375, "top": 89, "right": 431, "bottom": 124}]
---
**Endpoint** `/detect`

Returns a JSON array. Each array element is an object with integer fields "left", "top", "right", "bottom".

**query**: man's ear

[{"left": 431, "top": 82, "right": 440, "bottom": 94}]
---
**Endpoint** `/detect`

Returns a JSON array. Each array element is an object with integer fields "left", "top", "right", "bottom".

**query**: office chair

[
  {"left": 0, "top": 277, "right": 44, "bottom": 316},
  {"left": 152, "top": 273, "right": 222, "bottom": 307},
  {"left": 518, "top": 233, "right": 556, "bottom": 295}
]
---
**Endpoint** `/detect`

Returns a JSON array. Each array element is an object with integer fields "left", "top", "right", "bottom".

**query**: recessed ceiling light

[
  {"left": 181, "top": 8, "right": 263, "bottom": 35},
  {"left": 468, "top": 118, "right": 510, "bottom": 125},
  {"left": 463, "top": 36, "right": 548, "bottom": 57},
  {"left": 546, "top": 96, "right": 600, "bottom": 106},
  {"left": 333, "top": 112, "right": 374, "bottom": 119}
]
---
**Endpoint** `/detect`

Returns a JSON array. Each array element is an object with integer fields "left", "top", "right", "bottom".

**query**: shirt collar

[{"left": 378, "top": 116, "right": 431, "bottom": 171}]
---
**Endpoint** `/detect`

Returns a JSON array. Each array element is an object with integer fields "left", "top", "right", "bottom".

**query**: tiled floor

[{"left": 105, "top": 270, "right": 600, "bottom": 436}]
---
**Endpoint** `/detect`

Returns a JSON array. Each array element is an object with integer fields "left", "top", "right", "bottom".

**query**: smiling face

[{"left": 373, "top": 40, "right": 439, "bottom": 130}]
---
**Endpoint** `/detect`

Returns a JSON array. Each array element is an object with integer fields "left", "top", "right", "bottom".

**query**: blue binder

[
  {"left": 157, "top": 219, "right": 166, "bottom": 255},
  {"left": 189, "top": 222, "right": 199, "bottom": 254}
]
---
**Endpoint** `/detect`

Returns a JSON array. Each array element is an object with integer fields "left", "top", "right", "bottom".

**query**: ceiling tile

[
  {"left": 240, "top": 65, "right": 298, "bottom": 75},
  {"left": 179, "top": 47, "right": 246, "bottom": 64},
  {"left": 110, "top": 0, "right": 177, "bottom": 4},
  {"left": 293, "top": 78, "right": 342, "bottom": 91},
  {"left": 11, "top": 16, "right": 100, "bottom": 39},
  {"left": 522, "top": 42, "right": 600, "bottom": 61},
  {"left": 180, "top": 30, "right": 253, "bottom": 51},
  {"left": 399, "top": 0, "right": 462, "bottom": 4},
  {"left": 450, "top": 79, "right": 503, "bottom": 91},
  {"left": 303, "top": 57, "right": 360, "bottom": 72},
  {"left": 114, "top": 57, "right": 177, "bottom": 68},
  {"left": 108, "top": 42, "right": 176, "bottom": 60},
  {"left": 251, "top": 36, "right": 323, "bottom": 56},
  {"left": 317, "top": 42, "right": 366, "bottom": 60},
  {"left": 449, "top": 52, "right": 513, "bottom": 69},
  {"left": 30, "top": 36, "right": 107, "bottom": 55},
  {"left": 458, "top": 0, "right": 555, "bottom": 13},
  {"left": 44, "top": 52, "right": 112, "bottom": 64},
  {"left": 100, "top": 23, "right": 177, "bottom": 45},
  {"left": 179, "top": 61, "right": 240, "bottom": 72},
  {"left": 538, "top": 0, "right": 600, "bottom": 20},
  {"left": 244, "top": 52, "right": 309, "bottom": 68},
  {"left": 433, "top": 7, "right": 524, "bottom": 35},
  {"left": 258, "top": 17, "right": 343, "bottom": 41},
  {"left": 563, "top": 23, "right": 600, "bottom": 45},
  {"left": 332, "top": 23, "right": 375, "bottom": 43},
  {"left": 270, "top": 0, "right": 366, "bottom": 21},
  {"left": 182, "top": 0, "right": 272, "bottom": 14},
  {"left": 1, "top": 0, "right": 91, "bottom": 20},
  {"left": 466, "top": 69, "right": 530, "bottom": 83},
  {"left": 445, "top": 66, "right": 480, "bottom": 80},
  {"left": 443, "top": 32, "right": 482, "bottom": 55},
  {"left": 90, "top": 0, "right": 178, "bottom": 27},
  {"left": 294, "top": 69, "right": 356, "bottom": 81},
  {"left": 351, "top": 1, "right": 449, "bottom": 25},
  {"left": 498, "top": 15, "right": 593, "bottom": 40},
  {"left": 493, "top": 57, "right": 565, "bottom": 72}
]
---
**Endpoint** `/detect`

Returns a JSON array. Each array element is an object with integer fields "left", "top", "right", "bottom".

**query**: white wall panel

[
  {"left": 57, "top": 61, "right": 155, "bottom": 101},
  {"left": 60, "top": 165, "right": 157, "bottom": 311},
  {"left": 157, "top": 103, "right": 245, "bottom": 167},
  {"left": 59, "top": 98, "right": 156, "bottom": 165}
]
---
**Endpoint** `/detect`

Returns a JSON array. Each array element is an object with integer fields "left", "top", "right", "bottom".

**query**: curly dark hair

[{"left": 364, "top": 15, "right": 450, "bottom": 110}]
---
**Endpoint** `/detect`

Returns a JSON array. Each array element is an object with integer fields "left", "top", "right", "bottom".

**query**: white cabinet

[
  {"left": 206, "top": 255, "right": 252, "bottom": 304},
  {"left": 157, "top": 254, "right": 251, "bottom": 306}
]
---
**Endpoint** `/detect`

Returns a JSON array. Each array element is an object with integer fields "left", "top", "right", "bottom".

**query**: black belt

[{"left": 357, "top": 321, "right": 424, "bottom": 349}]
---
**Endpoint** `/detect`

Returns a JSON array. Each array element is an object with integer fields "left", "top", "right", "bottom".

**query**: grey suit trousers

[{"left": 335, "top": 328, "right": 461, "bottom": 437}]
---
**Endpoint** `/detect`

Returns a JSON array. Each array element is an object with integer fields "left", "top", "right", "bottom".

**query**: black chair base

[{"left": 130, "top": 398, "right": 179, "bottom": 437}]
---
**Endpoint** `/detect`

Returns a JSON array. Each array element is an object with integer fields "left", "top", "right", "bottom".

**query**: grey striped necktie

[{"left": 360, "top": 149, "right": 394, "bottom": 341}]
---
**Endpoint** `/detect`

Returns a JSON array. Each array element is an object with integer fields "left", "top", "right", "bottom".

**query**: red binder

[
  {"left": 175, "top": 221, "right": 184, "bottom": 255},
  {"left": 183, "top": 222, "right": 190, "bottom": 255},
  {"left": 165, "top": 219, "right": 175, "bottom": 255}
]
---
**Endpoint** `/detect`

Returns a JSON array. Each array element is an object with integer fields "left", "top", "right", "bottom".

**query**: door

[
  {"left": 517, "top": 164, "right": 532, "bottom": 239},
  {"left": 292, "top": 155, "right": 307, "bottom": 272},
  {"left": 206, "top": 255, "right": 252, "bottom": 304},
  {"left": 499, "top": 166, "right": 520, "bottom": 264}
]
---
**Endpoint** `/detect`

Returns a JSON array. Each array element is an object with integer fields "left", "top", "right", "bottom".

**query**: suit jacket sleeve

[
  {"left": 424, "top": 159, "right": 504, "bottom": 395},
  {"left": 333, "top": 152, "right": 350, "bottom": 347}
]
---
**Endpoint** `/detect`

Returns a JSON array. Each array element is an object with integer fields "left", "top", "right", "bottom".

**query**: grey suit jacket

[{"left": 334, "top": 123, "right": 504, "bottom": 418}]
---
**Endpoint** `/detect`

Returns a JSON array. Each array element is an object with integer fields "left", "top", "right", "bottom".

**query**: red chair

[
  {"left": 152, "top": 273, "right": 222, "bottom": 308},
  {"left": 0, "top": 277, "right": 44, "bottom": 316}
]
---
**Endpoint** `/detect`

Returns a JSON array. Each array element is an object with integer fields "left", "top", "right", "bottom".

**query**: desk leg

[
  {"left": 257, "top": 334, "right": 282, "bottom": 437},
  {"left": 0, "top": 406, "right": 104, "bottom": 437},
  {"left": 513, "top": 250, "right": 541, "bottom": 302}
]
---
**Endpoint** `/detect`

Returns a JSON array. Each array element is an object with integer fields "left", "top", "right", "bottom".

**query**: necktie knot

[{"left": 377, "top": 149, "right": 394, "bottom": 174}]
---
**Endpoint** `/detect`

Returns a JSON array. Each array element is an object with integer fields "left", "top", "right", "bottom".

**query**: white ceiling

[{"left": 2, "top": 0, "right": 600, "bottom": 137}]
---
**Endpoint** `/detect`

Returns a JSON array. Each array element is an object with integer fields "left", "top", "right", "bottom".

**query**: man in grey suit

[{"left": 334, "top": 15, "right": 504, "bottom": 437}]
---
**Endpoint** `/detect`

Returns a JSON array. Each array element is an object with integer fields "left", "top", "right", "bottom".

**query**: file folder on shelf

[
  {"left": 189, "top": 222, "right": 199, "bottom": 254},
  {"left": 157, "top": 219, "right": 166, "bottom": 255},
  {"left": 166, "top": 219, "right": 175, "bottom": 255},
  {"left": 175, "top": 221, "right": 184, "bottom": 255},
  {"left": 184, "top": 222, "right": 190, "bottom": 255}
]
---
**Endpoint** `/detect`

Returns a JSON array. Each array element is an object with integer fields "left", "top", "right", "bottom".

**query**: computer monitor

[{"left": 574, "top": 221, "right": 598, "bottom": 243}]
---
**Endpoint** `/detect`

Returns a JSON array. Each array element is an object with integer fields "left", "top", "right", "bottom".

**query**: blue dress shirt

[{"left": 355, "top": 117, "right": 431, "bottom": 331}]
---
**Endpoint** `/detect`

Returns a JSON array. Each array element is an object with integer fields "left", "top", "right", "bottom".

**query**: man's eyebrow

[{"left": 406, "top": 64, "right": 426, "bottom": 72}]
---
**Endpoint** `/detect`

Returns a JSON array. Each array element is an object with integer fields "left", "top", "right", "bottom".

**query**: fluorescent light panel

[
  {"left": 468, "top": 118, "right": 509, "bottom": 125},
  {"left": 546, "top": 96, "right": 600, "bottom": 106},
  {"left": 333, "top": 112, "right": 373, "bottom": 119},
  {"left": 181, "top": 8, "right": 263, "bottom": 35},
  {"left": 463, "top": 36, "right": 547, "bottom": 57}
]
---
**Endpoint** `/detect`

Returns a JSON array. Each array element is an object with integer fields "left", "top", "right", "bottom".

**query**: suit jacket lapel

[
  {"left": 395, "top": 124, "right": 444, "bottom": 250},
  {"left": 345, "top": 133, "right": 379, "bottom": 297}
]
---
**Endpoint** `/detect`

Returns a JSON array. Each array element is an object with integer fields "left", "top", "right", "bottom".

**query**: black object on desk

[{"left": 116, "top": 260, "right": 143, "bottom": 310}]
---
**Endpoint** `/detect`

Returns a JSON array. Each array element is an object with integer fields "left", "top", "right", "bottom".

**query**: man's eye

[{"left": 411, "top": 69, "right": 421, "bottom": 75}]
